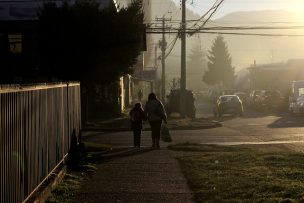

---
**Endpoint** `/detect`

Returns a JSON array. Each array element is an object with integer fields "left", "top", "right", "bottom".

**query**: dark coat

[{"left": 129, "top": 107, "right": 146, "bottom": 130}]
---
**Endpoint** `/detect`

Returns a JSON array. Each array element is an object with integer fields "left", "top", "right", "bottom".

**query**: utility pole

[
  {"left": 156, "top": 16, "right": 171, "bottom": 102},
  {"left": 161, "top": 17, "right": 166, "bottom": 102},
  {"left": 154, "top": 45, "right": 158, "bottom": 97},
  {"left": 154, "top": 45, "right": 158, "bottom": 69},
  {"left": 180, "top": 0, "right": 186, "bottom": 117}
]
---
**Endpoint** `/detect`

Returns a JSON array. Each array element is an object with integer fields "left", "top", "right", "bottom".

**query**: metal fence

[{"left": 0, "top": 82, "right": 81, "bottom": 203}]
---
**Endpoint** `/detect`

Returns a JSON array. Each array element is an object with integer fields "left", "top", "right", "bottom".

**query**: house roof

[
  {"left": 287, "top": 59, "right": 304, "bottom": 67},
  {"left": 248, "top": 59, "right": 304, "bottom": 71},
  {"left": 0, "top": 0, "right": 113, "bottom": 21}
]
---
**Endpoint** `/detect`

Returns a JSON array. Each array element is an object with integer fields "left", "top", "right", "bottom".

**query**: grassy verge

[
  {"left": 45, "top": 141, "right": 111, "bottom": 202},
  {"left": 45, "top": 173, "right": 83, "bottom": 203},
  {"left": 169, "top": 143, "right": 304, "bottom": 203}
]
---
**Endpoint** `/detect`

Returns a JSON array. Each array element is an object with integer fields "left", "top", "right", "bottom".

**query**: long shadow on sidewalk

[
  {"left": 87, "top": 147, "right": 157, "bottom": 164},
  {"left": 78, "top": 147, "right": 194, "bottom": 203}
]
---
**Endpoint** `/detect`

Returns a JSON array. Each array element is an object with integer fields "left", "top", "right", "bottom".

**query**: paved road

[
  {"left": 194, "top": 100, "right": 304, "bottom": 151},
  {"left": 84, "top": 101, "right": 304, "bottom": 151}
]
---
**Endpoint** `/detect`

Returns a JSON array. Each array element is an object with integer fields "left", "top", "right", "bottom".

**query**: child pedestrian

[{"left": 129, "top": 102, "right": 146, "bottom": 148}]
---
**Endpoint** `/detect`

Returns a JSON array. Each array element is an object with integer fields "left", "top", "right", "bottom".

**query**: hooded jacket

[{"left": 144, "top": 99, "right": 167, "bottom": 121}]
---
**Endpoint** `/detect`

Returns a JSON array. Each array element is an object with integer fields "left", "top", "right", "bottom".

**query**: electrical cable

[
  {"left": 147, "top": 25, "right": 304, "bottom": 31},
  {"left": 189, "top": 0, "right": 221, "bottom": 29},
  {"left": 146, "top": 30, "right": 304, "bottom": 37},
  {"left": 189, "top": 0, "right": 225, "bottom": 35},
  {"left": 165, "top": 34, "right": 179, "bottom": 59}
]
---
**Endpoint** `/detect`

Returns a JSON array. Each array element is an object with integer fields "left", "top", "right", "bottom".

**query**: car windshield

[
  {"left": 265, "top": 91, "right": 280, "bottom": 97},
  {"left": 220, "top": 96, "right": 239, "bottom": 102}
]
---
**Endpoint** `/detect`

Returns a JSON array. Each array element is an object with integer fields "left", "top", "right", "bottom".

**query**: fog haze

[{"left": 117, "top": 0, "right": 304, "bottom": 91}]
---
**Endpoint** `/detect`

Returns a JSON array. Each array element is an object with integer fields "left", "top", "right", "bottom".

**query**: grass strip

[
  {"left": 170, "top": 143, "right": 304, "bottom": 203},
  {"left": 45, "top": 141, "right": 111, "bottom": 202},
  {"left": 45, "top": 173, "right": 82, "bottom": 203}
]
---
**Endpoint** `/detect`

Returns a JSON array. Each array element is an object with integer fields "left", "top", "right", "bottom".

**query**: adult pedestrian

[{"left": 144, "top": 93, "right": 167, "bottom": 148}]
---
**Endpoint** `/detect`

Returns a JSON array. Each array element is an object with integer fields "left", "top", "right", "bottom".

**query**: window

[
  {"left": 8, "top": 33, "right": 22, "bottom": 53},
  {"left": 299, "top": 88, "right": 304, "bottom": 97}
]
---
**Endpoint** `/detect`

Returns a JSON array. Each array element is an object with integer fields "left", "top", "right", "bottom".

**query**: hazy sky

[{"left": 172, "top": 0, "right": 304, "bottom": 18}]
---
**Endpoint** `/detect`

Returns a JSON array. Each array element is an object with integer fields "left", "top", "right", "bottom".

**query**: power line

[
  {"left": 146, "top": 30, "right": 304, "bottom": 37},
  {"left": 200, "top": 25, "right": 304, "bottom": 30},
  {"left": 208, "top": 20, "right": 304, "bottom": 25},
  {"left": 147, "top": 0, "right": 226, "bottom": 33},
  {"left": 189, "top": 0, "right": 222, "bottom": 29},
  {"left": 165, "top": 34, "right": 179, "bottom": 59},
  {"left": 148, "top": 25, "right": 304, "bottom": 31},
  {"left": 189, "top": 0, "right": 225, "bottom": 35},
  {"left": 145, "top": 20, "right": 304, "bottom": 29}
]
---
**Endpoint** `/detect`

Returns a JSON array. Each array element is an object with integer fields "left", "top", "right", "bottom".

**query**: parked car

[
  {"left": 289, "top": 80, "right": 304, "bottom": 115},
  {"left": 249, "top": 90, "right": 262, "bottom": 107},
  {"left": 165, "top": 89, "right": 196, "bottom": 118},
  {"left": 234, "top": 92, "right": 248, "bottom": 105},
  {"left": 213, "top": 95, "right": 243, "bottom": 117},
  {"left": 255, "top": 90, "right": 283, "bottom": 109},
  {"left": 289, "top": 95, "right": 304, "bottom": 114}
]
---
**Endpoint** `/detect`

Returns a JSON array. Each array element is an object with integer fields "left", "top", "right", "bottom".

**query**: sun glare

[{"left": 288, "top": 1, "right": 304, "bottom": 22}]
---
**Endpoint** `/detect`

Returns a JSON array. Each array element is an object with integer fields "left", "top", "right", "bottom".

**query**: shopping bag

[{"left": 161, "top": 124, "right": 172, "bottom": 142}]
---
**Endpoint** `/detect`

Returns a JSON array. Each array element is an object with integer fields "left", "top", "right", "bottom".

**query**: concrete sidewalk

[
  {"left": 83, "top": 116, "right": 221, "bottom": 132},
  {"left": 76, "top": 148, "right": 194, "bottom": 203}
]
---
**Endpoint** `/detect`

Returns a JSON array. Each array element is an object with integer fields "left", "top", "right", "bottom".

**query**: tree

[
  {"left": 37, "top": 0, "right": 144, "bottom": 84},
  {"left": 203, "top": 35, "right": 235, "bottom": 88},
  {"left": 187, "top": 45, "right": 205, "bottom": 74},
  {"left": 187, "top": 44, "right": 206, "bottom": 90}
]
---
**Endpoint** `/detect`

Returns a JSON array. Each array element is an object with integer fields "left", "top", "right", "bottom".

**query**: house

[
  {"left": 0, "top": 0, "right": 153, "bottom": 118},
  {"left": 248, "top": 59, "right": 304, "bottom": 95},
  {"left": 117, "top": 0, "right": 157, "bottom": 107},
  {"left": 0, "top": 0, "right": 114, "bottom": 83}
]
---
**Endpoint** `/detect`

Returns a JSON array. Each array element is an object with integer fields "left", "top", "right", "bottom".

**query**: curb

[
  {"left": 24, "top": 162, "right": 67, "bottom": 203},
  {"left": 34, "top": 167, "right": 67, "bottom": 203}
]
